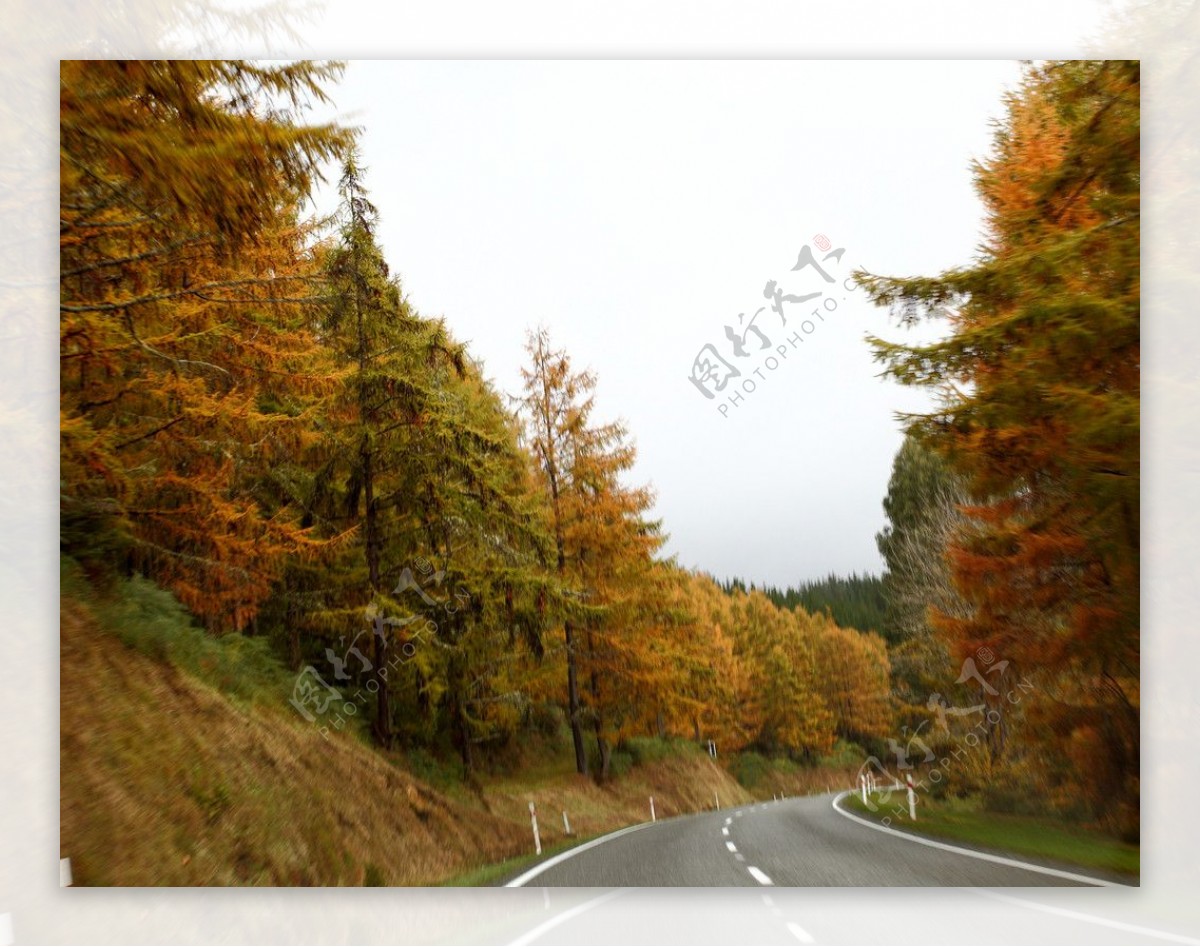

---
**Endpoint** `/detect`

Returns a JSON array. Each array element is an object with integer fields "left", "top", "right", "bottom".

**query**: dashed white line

[
  {"left": 726, "top": 841, "right": 738, "bottom": 853},
  {"left": 735, "top": 853, "right": 746, "bottom": 862},
  {"left": 786, "top": 921, "right": 815, "bottom": 943},
  {"left": 735, "top": 811, "right": 744, "bottom": 818},
  {"left": 722, "top": 826, "right": 729, "bottom": 836},
  {"left": 761, "top": 894, "right": 774, "bottom": 907},
  {"left": 747, "top": 866, "right": 774, "bottom": 886}
]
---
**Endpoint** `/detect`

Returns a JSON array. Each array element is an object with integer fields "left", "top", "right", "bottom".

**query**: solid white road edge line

[
  {"left": 830, "top": 791, "right": 1119, "bottom": 887},
  {"left": 504, "top": 823, "right": 654, "bottom": 887},
  {"left": 507, "top": 888, "right": 628, "bottom": 947}
]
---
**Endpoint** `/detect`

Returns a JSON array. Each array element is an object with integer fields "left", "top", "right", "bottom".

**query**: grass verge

[
  {"left": 440, "top": 832, "right": 604, "bottom": 887},
  {"left": 845, "top": 790, "right": 1139, "bottom": 879}
]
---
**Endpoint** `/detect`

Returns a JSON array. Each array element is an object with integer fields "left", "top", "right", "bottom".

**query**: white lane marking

[
  {"left": 972, "top": 891, "right": 1198, "bottom": 945},
  {"left": 504, "top": 822, "right": 655, "bottom": 887},
  {"left": 508, "top": 888, "right": 627, "bottom": 947},
  {"left": 735, "top": 853, "right": 746, "bottom": 862},
  {"left": 735, "top": 811, "right": 744, "bottom": 818},
  {"left": 830, "top": 791, "right": 1120, "bottom": 887},
  {"left": 761, "top": 894, "right": 774, "bottom": 907},
  {"left": 722, "top": 827, "right": 730, "bottom": 836},
  {"left": 747, "top": 866, "right": 774, "bottom": 886},
  {"left": 786, "top": 921, "right": 815, "bottom": 944},
  {"left": 724, "top": 817, "right": 732, "bottom": 826},
  {"left": 725, "top": 841, "right": 737, "bottom": 853}
]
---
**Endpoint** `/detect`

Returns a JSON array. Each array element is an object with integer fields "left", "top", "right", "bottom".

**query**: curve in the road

[
  {"left": 829, "top": 790, "right": 1118, "bottom": 887},
  {"left": 504, "top": 791, "right": 1122, "bottom": 887}
]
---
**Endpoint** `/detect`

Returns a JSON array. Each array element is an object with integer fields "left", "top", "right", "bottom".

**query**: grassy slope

[
  {"left": 845, "top": 791, "right": 1139, "bottom": 879},
  {"left": 60, "top": 577, "right": 753, "bottom": 886}
]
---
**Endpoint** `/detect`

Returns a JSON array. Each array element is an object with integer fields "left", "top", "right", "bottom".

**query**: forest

[{"left": 60, "top": 58, "right": 1138, "bottom": 861}]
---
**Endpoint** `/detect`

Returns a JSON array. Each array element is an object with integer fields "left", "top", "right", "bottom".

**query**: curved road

[{"left": 505, "top": 791, "right": 1120, "bottom": 888}]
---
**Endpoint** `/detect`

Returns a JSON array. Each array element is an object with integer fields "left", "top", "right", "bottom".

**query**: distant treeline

[{"left": 719, "top": 574, "right": 889, "bottom": 640}]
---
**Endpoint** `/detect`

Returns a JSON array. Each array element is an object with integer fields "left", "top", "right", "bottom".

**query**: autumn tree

[
  {"left": 875, "top": 433, "right": 970, "bottom": 715},
  {"left": 727, "top": 590, "right": 835, "bottom": 759},
  {"left": 811, "top": 616, "right": 893, "bottom": 748},
  {"left": 858, "top": 60, "right": 1139, "bottom": 830},
  {"left": 60, "top": 59, "right": 352, "bottom": 631},
  {"left": 516, "top": 328, "right": 665, "bottom": 779}
]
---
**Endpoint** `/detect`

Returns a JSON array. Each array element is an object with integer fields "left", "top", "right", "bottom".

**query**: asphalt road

[
  {"left": 506, "top": 791, "right": 1119, "bottom": 888},
  {"left": 488, "top": 793, "right": 1185, "bottom": 945}
]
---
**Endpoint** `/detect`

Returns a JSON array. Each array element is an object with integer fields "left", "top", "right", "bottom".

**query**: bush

[
  {"left": 401, "top": 747, "right": 463, "bottom": 793},
  {"left": 621, "top": 736, "right": 680, "bottom": 766},
  {"left": 729, "top": 752, "right": 771, "bottom": 789},
  {"left": 607, "top": 750, "right": 634, "bottom": 779},
  {"left": 64, "top": 556, "right": 294, "bottom": 704},
  {"left": 818, "top": 739, "right": 865, "bottom": 768}
]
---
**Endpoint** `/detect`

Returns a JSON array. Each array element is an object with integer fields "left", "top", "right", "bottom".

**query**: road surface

[
  {"left": 486, "top": 793, "right": 1186, "bottom": 945},
  {"left": 505, "top": 791, "right": 1123, "bottom": 888}
]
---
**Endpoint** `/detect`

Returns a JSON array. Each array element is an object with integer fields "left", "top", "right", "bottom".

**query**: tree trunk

[
  {"left": 363, "top": 442, "right": 392, "bottom": 747},
  {"left": 564, "top": 621, "right": 588, "bottom": 775},
  {"left": 596, "top": 732, "right": 612, "bottom": 783},
  {"left": 287, "top": 594, "right": 301, "bottom": 671},
  {"left": 588, "top": 637, "right": 607, "bottom": 782},
  {"left": 454, "top": 697, "right": 474, "bottom": 777}
]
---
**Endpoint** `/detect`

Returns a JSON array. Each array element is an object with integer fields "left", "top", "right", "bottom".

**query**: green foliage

[
  {"left": 605, "top": 750, "right": 634, "bottom": 779},
  {"left": 818, "top": 739, "right": 866, "bottom": 768},
  {"left": 858, "top": 60, "right": 1140, "bottom": 831},
  {"left": 724, "top": 573, "right": 888, "bottom": 639},
  {"left": 399, "top": 747, "right": 466, "bottom": 794},
  {"left": 620, "top": 736, "right": 692, "bottom": 766},
  {"left": 849, "top": 791, "right": 1138, "bottom": 877},
  {"left": 65, "top": 556, "right": 293, "bottom": 703},
  {"left": 729, "top": 752, "right": 778, "bottom": 789}
]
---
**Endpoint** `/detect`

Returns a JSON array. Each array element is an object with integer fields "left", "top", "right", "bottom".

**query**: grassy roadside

[
  {"left": 845, "top": 790, "right": 1139, "bottom": 879},
  {"left": 441, "top": 831, "right": 608, "bottom": 886}
]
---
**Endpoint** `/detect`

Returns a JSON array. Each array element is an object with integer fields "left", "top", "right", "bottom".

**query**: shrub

[
  {"left": 729, "top": 752, "right": 771, "bottom": 789},
  {"left": 64, "top": 556, "right": 293, "bottom": 704}
]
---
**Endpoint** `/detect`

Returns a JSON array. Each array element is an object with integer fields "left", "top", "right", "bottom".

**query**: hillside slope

[{"left": 60, "top": 579, "right": 753, "bottom": 885}]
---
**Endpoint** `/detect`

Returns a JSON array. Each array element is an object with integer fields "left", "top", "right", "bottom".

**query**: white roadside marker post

[
  {"left": 562, "top": 810, "right": 571, "bottom": 836},
  {"left": 905, "top": 773, "right": 917, "bottom": 821},
  {"left": 714, "top": 791, "right": 720, "bottom": 810},
  {"left": 860, "top": 774, "right": 867, "bottom": 804},
  {"left": 650, "top": 796, "right": 656, "bottom": 822},
  {"left": 529, "top": 801, "right": 541, "bottom": 855}
]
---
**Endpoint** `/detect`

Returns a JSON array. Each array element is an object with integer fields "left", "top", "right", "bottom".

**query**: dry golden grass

[
  {"left": 474, "top": 754, "right": 754, "bottom": 859},
  {"left": 61, "top": 590, "right": 756, "bottom": 886},
  {"left": 61, "top": 592, "right": 529, "bottom": 885}
]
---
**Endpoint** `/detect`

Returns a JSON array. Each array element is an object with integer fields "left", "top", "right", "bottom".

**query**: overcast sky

[{"left": 309, "top": 60, "right": 1024, "bottom": 587}]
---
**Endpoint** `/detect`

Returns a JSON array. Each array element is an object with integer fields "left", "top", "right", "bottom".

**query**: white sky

[{"left": 308, "top": 60, "right": 1025, "bottom": 587}]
